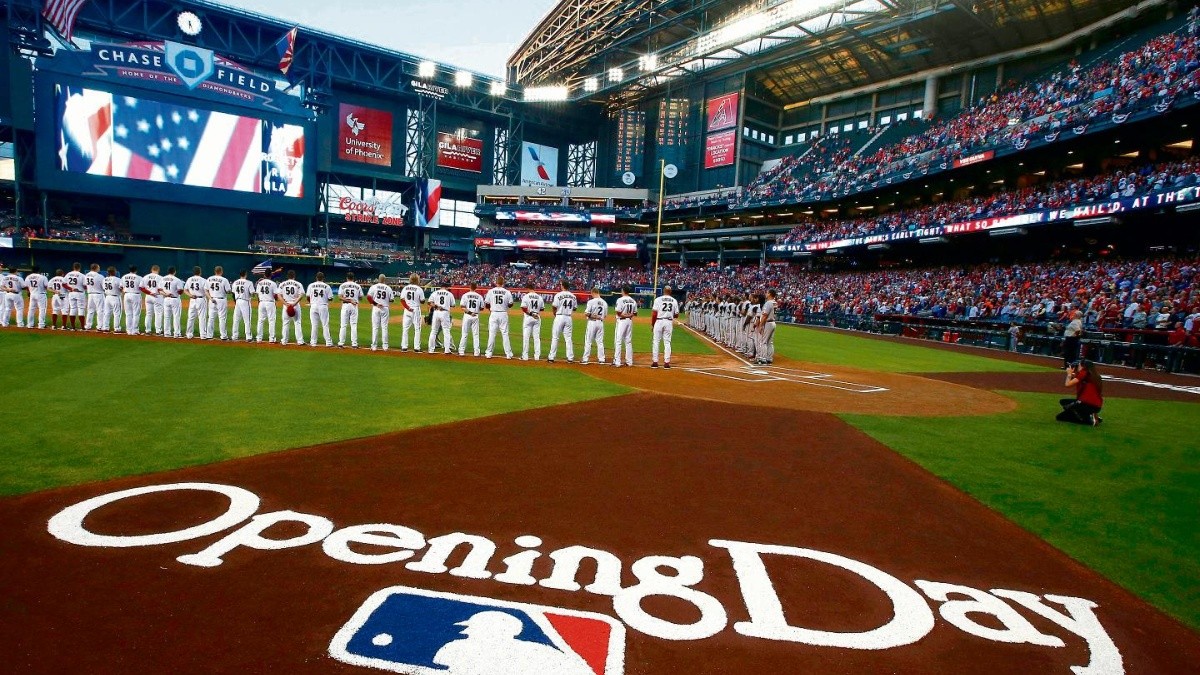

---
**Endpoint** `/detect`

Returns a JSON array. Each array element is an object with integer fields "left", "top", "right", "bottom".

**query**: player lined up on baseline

[
  {"left": 684, "top": 289, "right": 778, "bottom": 365},
  {"left": 0, "top": 265, "right": 682, "bottom": 368}
]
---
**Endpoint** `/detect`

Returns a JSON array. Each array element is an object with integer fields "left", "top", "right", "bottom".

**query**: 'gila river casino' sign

[{"left": 48, "top": 482, "right": 1127, "bottom": 674}]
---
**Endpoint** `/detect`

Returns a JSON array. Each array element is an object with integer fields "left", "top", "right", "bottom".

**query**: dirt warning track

[{"left": 2, "top": 393, "right": 1197, "bottom": 674}]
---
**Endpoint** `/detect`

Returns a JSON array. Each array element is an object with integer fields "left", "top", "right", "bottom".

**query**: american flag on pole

[
  {"left": 275, "top": 27, "right": 298, "bottom": 75},
  {"left": 251, "top": 259, "right": 273, "bottom": 275},
  {"left": 43, "top": 0, "right": 90, "bottom": 42},
  {"left": 56, "top": 85, "right": 306, "bottom": 197}
]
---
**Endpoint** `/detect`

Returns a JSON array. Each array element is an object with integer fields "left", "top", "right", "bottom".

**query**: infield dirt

[{"left": 2, "top": 393, "right": 1198, "bottom": 673}]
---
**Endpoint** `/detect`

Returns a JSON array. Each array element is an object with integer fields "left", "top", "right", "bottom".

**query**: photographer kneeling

[{"left": 1057, "top": 360, "right": 1104, "bottom": 427}]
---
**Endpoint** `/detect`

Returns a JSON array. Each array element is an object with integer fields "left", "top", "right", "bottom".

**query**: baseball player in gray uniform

[{"left": 755, "top": 289, "right": 778, "bottom": 365}]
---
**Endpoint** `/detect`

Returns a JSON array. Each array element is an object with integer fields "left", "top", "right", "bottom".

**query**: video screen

[{"left": 54, "top": 85, "right": 305, "bottom": 198}]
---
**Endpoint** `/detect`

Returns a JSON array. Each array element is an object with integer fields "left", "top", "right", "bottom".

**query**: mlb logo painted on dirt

[{"left": 330, "top": 586, "right": 625, "bottom": 674}]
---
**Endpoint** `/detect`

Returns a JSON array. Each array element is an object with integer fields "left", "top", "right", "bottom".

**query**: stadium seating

[
  {"left": 776, "top": 157, "right": 1200, "bottom": 245},
  {"left": 737, "top": 22, "right": 1200, "bottom": 208}
]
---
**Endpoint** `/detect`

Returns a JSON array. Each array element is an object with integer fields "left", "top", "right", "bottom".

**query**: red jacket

[{"left": 1076, "top": 369, "right": 1104, "bottom": 408}]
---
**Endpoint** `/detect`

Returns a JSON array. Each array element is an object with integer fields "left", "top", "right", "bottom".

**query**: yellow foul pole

[{"left": 652, "top": 159, "right": 665, "bottom": 297}]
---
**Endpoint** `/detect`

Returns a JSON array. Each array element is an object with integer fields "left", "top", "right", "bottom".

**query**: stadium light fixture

[
  {"left": 455, "top": 71, "right": 473, "bottom": 87},
  {"left": 489, "top": 81, "right": 507, "bottom": 96},
  {"left": 523, "top": 85, "right": 569, "bottom": 102},
  {"left": 418, "top": 61, "right": 436, "bottom": 78},
  {"left": 583, "top": 77, "right": 599, "bottom": 93},
  {"left": 608, "top": 67, "right": 624, "bottom": 83},
  {"left": 639, "top": 54, "right": 658, "bottom": 72}
]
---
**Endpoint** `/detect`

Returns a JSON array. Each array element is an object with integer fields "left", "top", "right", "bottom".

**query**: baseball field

[{"left": 2, "top": 312, "right": 1198, "bottom": 674}]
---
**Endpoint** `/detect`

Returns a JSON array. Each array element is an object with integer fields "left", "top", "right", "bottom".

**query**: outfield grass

[
  {"left": 774, "top": 324, "right": 1051, "bottom": 373},
  {"left": 0, "top": 330, "right": 630, "bottom": 496},
  {"left": 843, "top": 391, "right": 1200, "bottom": 630}
]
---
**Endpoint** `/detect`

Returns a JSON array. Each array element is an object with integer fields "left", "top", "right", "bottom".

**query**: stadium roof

[{"left": 509, "top": 0, "right": 1158, "bottom": 106}]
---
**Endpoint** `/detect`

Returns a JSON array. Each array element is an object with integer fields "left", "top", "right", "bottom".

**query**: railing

[{"left": 794, "top": 312, "right": 1200, "bottom": 374}]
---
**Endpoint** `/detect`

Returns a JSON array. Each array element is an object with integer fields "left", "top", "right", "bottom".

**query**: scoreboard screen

[
  {"left": 38, "top": 79, "right": 315, "bottom": 215},
  {"left": 613, "top": 108, "right": 645, "bottom": 179},
  {"left": 655, "top": 98, "right": 690, "bottom": 148}
]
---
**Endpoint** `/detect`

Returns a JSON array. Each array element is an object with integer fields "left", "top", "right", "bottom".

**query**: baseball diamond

[{"left": 4, "top": 0, "right": 1200, "bottom": 673}]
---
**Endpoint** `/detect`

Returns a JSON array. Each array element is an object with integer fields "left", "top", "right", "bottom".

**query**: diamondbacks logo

[
  {"left": 346, "top": 113, "right": 366, "bottom": 136},
  {"left": 711, "top": 99, "right": 732, "bottom": 129},
  {"left": 330, "top": 586, "right": 625, "bottom": 674}
]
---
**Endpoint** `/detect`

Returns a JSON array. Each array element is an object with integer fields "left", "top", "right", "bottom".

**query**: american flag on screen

[
  {"left": 43, "top": 0, "right": 90, "bottom": 42},
  {"left": 56, "top": 86, "right": 305, "bottom": 197},
  {"left": 251, "top": 259, "right": 273, "bottom": 275}
]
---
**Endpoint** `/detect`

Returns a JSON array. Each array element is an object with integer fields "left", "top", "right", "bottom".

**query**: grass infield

[
  {"left": 844, "top": 391, "right": 1200, "bottom": 630},
  {"left": 0, "top": 330, "right": 630, "bottom": 496}
]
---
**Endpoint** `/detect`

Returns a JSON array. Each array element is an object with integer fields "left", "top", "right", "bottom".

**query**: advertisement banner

[
  {"left": 706, "top": 93, "right": 739, "bottom": 132},
  {"left": 436, "top": 132, "right": 483, "bottom": 173},
  {"left": 494, "top": 211, "right": 616, "bottom": 224},
  {"left": 472, "top": 237, "right": 638, "bottom": 254},
  {"left": 771, "top": 186, "right": 1200, "bottom": 252},
  {"left": 338, "top": 103, "right": 393, "bottom": 167},
  {"left": 50, "top": 40, "right": 288, "bottom": 112},
  {"left": 520, "top": 142, "right": 558, "bottom": 187},
  {"left": 324, "top": 184, "right": 408, "bottom": 226},
  {"left": 704, "top": 129, "right": 737, "bottom": 169},
  {"left": 952, "top": 150, "right": 994, "bottom": 169}
]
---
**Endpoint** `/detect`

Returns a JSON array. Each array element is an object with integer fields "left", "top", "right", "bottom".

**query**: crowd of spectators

[
  {"left": 1, "top": 211, "right": 124, "bottom": 243},
  {"left": 740, "top": 23, "right": 1200, "bottom": 206},
  {"left": 776, "top": 156, "right": 1200, "bottom": 244},
  {"left": 423, "top": 255, "right": 1200, "bottom": 342}
]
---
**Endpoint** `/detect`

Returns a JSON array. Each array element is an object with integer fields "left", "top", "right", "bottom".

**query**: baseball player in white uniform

[
  {"left": 307, "top": 271, "right": 333, "bottom": 347},
  {"left": 255, "top": 273, "right": 279, "bottom": 343},
  {"left": 1, "top": 268, "right": 24, "bottom": 328},
  {"left": 120, "top": 266, "right": 143, "bottom": 335},
  {"left": 458, "top": 283, "right": 485, "bottom": 357},
  {"left": 206, "top": 266, "right": 232, "bottom": 340},
  {"left": 548, "top": 281, "right": 578, "bottom": 363},
  {"left": 230, "top": 270, "right": 255, "bottom": 342},
  {"left": 581, "top": 288, "right": 607, "bottom": 365},
  {"left": 366, "top": 274, "right": 394, "bottom": 351},
  {"left": 161, "top": 267, "right": 184, "bottom": 338},
  {"left": 99, "top": 267, "right": 122, "bottom": 332},
  {"left": 337, "top": 272, "right": 363, "bottom": 348},
  {"left": 613, "top": 286, "right": 637, "bottom": 368},
  {"left": 64, "top": 263, "right": 86, "bottom": 331},
  {"left": 755, "top": 289, "right": 778, "bottom": 365},
  {"left": 277, "top": 270, "right": 305, "bottom": 346},
  {"left": 651, "top": 286, "right": 680, "bottom": 369},
  {"left": 485, "top": 277, "right": 514, "bottom": 359},
  {"left": 142, "top": 265, "right": 165, "bottom": 336},
  {"left": 48, "top": 270, "right": 67, "bottom": 329},
  {"left": 399, "top": 273, "right": 426, "bottom": 352},
  {"left": 184, "top": 267, "right": 209, "bottom": 339},
  {"left": 519, "top": 289, "right": 544, "bottom": 361},
  {"left": 82, "top": 263, "right": 104, "bottom": 330},
  {"left": 24, "top": 266, "right": 48, "bottom": 329},
  {"left": 427, "top": 285, "right": 455, "bottom": 354}
]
